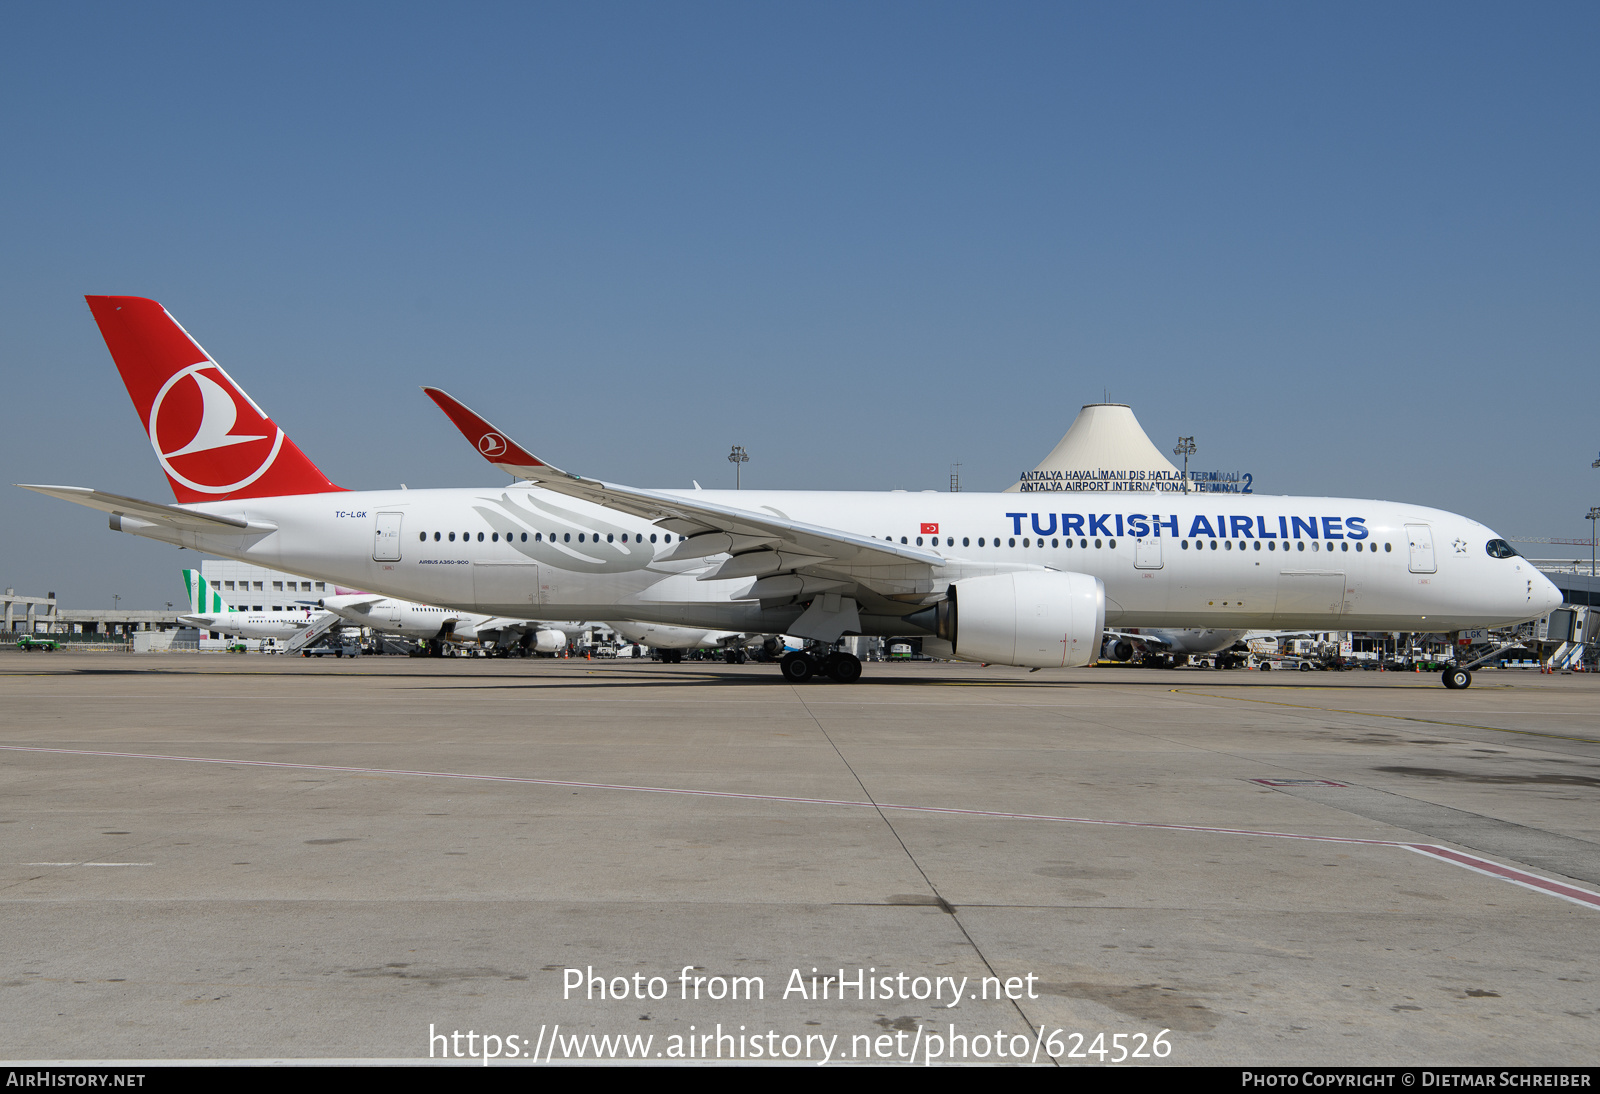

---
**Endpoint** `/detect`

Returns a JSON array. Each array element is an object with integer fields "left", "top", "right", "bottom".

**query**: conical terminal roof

[{"left": 1004, "top": 403, "right": 1182, "bottom": 493}]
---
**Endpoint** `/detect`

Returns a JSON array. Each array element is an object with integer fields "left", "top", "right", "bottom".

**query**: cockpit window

[{"left": 1485, "top": 539, "right": 1519, "bottom": 559}]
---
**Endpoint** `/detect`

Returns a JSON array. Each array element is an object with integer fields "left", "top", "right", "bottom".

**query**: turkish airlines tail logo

[{"left": 86, "top": 297, "right": 344, "bottom": 502}]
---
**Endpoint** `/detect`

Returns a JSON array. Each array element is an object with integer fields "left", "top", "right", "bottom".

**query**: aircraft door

[
  {"left": 373, "top": 512, "right": 403, "bottom": 562},
  {"left": 1134, "top": 536, "right": 1163, "bottom": 569},
  {"left": 1405, "top": 524, "right": 1437, "bottom": 574}
]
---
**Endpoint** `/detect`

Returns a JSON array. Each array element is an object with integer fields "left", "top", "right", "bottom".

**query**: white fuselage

[
  {"left": 608, "top": 621, "right": 750, "bottom": 650},
  {"left": 319, "top": 593, "right": 581, "bottom": 648},
  {"left": 126, "top": 487, "right": 1561, "bottom": 638},
  {"left": 178, "top": 608, "right": 325, "bottom": 640},
  {"left": 319, "top": 595, "right": 486, "bottom": 641},
  {"left": 1120, "top": 628, "right": 1248, "bottom": 657}
]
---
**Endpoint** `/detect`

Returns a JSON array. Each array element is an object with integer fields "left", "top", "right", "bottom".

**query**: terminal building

[
  {"left": 197, "top": 560, "right": 331, "bottom": 611},
  {"left": 1007, "top": 403, "right": 1185, "bottom": 493}
]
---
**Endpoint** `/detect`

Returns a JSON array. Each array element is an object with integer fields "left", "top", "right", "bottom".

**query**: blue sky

[{"left": 3, "top": 3, "right": 1597, "bottom": 607}]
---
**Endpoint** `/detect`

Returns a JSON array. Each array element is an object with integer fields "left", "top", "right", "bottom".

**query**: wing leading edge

[{"left": 421, "top": 388, "right": 946, "bottom": 586}]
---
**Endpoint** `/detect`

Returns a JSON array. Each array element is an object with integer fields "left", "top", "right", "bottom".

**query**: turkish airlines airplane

[
  {"left": 607, "top": 621, "right": 761, "bottom": 663},
  {"left": 318, "top": 590, "right": 577, "bottom": 655},
  {"left": 1103, "top": 627, "right": 1249, "bottom": 666},
  {"left": 21, "top": 297, "right": 1561, "bottom": 689}
]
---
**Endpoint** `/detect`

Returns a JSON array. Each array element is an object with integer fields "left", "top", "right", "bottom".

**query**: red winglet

[{"left": 422, "top": 388, "right": 549, "bottom": 471}]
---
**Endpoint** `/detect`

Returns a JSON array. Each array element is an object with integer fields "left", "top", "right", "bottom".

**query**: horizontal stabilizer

[{"left": 17, "top": 484, "right": 278, "bottom": 533}]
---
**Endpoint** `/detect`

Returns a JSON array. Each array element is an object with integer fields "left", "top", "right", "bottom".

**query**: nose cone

[{"left": 1535, "top": 570, "right": 1564, "bottom": 616}]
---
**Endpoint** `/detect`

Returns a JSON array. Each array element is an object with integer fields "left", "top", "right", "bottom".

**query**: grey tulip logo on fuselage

[{"left": 472, "top": 494, "right": 654, "bottom": 573}]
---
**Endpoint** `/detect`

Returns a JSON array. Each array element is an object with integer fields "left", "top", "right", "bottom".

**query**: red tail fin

[{"left": 85, "top": 296, "right": 343, "bottom": 502}]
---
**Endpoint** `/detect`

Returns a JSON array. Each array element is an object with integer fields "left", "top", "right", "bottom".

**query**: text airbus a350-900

[{"left": 19, "top": 296, "right": 1560, "bottom": 688}]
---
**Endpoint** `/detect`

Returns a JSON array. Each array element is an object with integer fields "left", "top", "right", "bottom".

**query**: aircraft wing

[
  {"left": 423, "top": 389, "right": 946, "bottom": 578},
  {"left": 325, "top": 595, "right": 387, "bottom": 613},
  {"left": 17, "top": 485, "right": 278, "bottom": 533},
  {"left": 1104, "top": 629, "right": 1172, "bottom": 650}
]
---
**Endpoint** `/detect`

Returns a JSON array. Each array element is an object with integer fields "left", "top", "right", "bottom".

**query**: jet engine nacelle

[
  {"left": 531, "top": 628, "right": 567, "bottom": 654},
  {"left": 1105, "top": 638, "right": 1135, "bottom": 662},
  {"left": 918, "top": 571, "right": 1105, "bottom": 668}
]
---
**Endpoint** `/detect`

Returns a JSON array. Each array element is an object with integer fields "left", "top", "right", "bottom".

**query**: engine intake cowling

[
  {"left": 918, "top": 572, "right": 1105, "bottom": 668},
  {"left": 531, "top": 628, "right": 567, "bottom": 654}
]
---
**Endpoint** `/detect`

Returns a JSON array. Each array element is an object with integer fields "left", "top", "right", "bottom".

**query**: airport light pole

[
  {"left": 1589, "top": 507, "right": 1599, "bottom": 578},
  {"left": 728, "top": 445, "right": 748, "bottom": 490},
  {"left": 1174, "top": 437, "right": 1195, "bottom": 494}
]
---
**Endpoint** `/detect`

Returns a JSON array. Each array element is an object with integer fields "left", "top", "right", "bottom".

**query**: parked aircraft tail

[
  {"left": 84, "top": 296, "right": 343, "bottom": 502},
  {"left": 182, "top": 568, "right": 232, "bottom": 614}
]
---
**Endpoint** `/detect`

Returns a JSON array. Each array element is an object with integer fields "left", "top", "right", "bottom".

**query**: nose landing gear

[{"left": 1442, "top": 667, "right": 1472, "bottom": 690}]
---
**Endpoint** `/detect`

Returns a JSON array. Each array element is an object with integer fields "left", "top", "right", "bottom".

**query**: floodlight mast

[
  {"left": 728, "top": 445, "right": 749, "bottom": 490},
  {"left": 1173, "top": 437, "right": 1196, "bottom": 495},
  {"left": 1591, "top": 451, "right": 1599, "bottom": 577},
  {"left": 1588, "top": 506, "right": 1599, "bottom": 578}
]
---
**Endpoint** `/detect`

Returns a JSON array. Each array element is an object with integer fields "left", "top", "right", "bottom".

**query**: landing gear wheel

[
  {"left": 1443, "top": 667, "right": 1472, "bottom": 690},
  {"left": 825, "top": 653, "right": 862, "bottom": 683},
  {"left": 780, "top": 652, "right": 814, "bottom": 682}
]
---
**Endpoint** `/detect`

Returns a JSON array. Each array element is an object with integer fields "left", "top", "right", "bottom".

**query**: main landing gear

[
  {"left": 1442, "top": 667, "right": 1473, "bottom": 690},
  {"left": 780, "top": 649, "right": 862, "bottom": 684}
]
